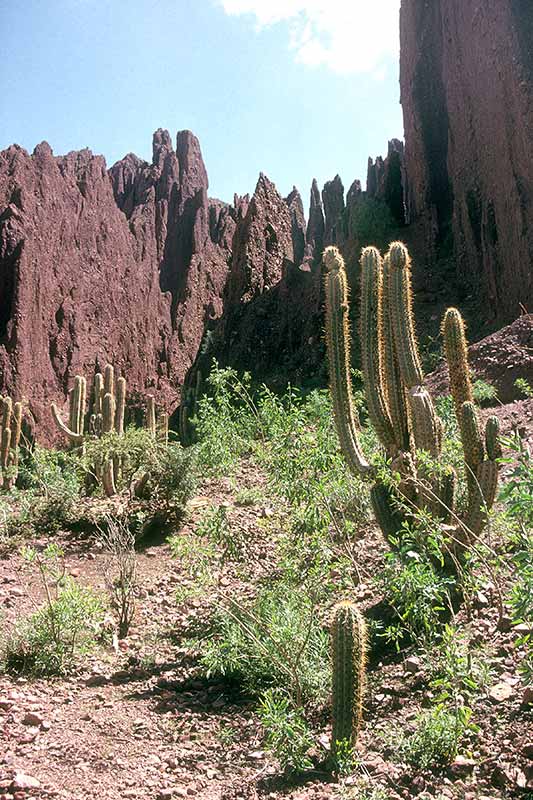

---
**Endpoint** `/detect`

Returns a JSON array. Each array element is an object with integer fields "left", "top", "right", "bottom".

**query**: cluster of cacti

[
  {"left": 52, "top": 366, "right": 171, "bottom": 497},
  {"left": 323, "top": 242, "right": 501, "bottom": 554},
  {"left": 52, "top": 364, "right": 126, "bottom": 496},
  {"left": 331, "top": 600, "right": 367, "bottom": 759},
  {"left": 0, "top": 396, "right": 22, "bottom": 490}
]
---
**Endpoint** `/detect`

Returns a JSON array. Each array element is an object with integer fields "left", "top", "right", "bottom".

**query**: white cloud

[{"left": 218, "top": 0, "right": 400, "bottom": 75}]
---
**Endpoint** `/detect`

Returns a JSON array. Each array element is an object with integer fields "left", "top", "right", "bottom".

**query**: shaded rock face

[
  {"left": 400, "top": 0, "right": 533, "bottom": 319},
  {"left": 367, "top": 139, "right": 406, "bottom": 226},
  {"left": 187, "top": 173, "right": 325, "bottom": 394}
]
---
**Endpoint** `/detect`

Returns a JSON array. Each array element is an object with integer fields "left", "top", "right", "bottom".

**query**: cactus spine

[
  {"left": 322, "top": 243, "right": 501, "bottom": 555},
  {"left": 331, "top": 601, "right": 367, "bottom": 758},
  {"left": 0, "top": 396, "right": 22, "bottom": 490}
]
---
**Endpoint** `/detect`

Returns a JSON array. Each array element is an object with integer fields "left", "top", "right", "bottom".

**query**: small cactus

[
  {"left": 323, "top": 243, "right": 501, "bottom": 557},
  {"left": 0, "top": 396, "right": 22, "bottom": 490},
  {"left": 331, "top": 601, "right": 367, "bottom": 758},
  {"left": 145, "top": 395, "right": 169, "bottom": 444}
]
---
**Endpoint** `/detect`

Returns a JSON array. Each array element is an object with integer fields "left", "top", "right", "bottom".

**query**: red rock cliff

[{"left": 400, "top": 0, "right": 533, "bottom": 319}]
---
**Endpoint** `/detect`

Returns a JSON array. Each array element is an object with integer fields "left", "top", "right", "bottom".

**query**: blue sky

[{"left": 0, "top": 0, "right": 403, "bottom": 205}]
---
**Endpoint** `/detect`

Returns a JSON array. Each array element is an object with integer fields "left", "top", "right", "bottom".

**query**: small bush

[
  {"left": 378, "top": 551, "right": 455, "bottom": 647},
  {"left": 1, "top": 544, "right": 105, "bottom": 676},
  {"left": 258, "top": 688, "right": 314, "bottom": 773},
  {"left": 472, "top": 379, "right": 498, "bottom": 406},
  {"left": 393, "top": 706, "right": 470, "bottom": 769},
  {"left": 201, "top": 583, "right": 329, "bottom": 708},
  {"left": 99, "top": 515, "right": 138, "bottom": 638}
]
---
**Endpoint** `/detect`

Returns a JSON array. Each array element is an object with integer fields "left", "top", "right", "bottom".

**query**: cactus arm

[
  {"left": 10, "top": 402, "right": 22, "bottom": 456},
  {"left": 146, "top": 395, "right": 156, "bottom": 437},
  {"left": 388, "top": 241, "right": 424, "bottom": 389},
  {"left": 408, "top": 386, "right": 442, "bottom": 457},
  {"left": 115, "top": 377, "right": 126, "bottom": 435},
  {"left": 360, "top": 247, "right": 396, "bottom": 454},
  {"left": 51, "top": 402, "right": 84, "bottom": 445},
  {"left": 1, "top": 426, "right": 10, "bottom": 470},
  {"left": 93, "top": 372, "right": 104, "bottom": 416},
  {"left": 442, "top": 308, "right": 473, "bottom": 422},
  {"left": 485, "top": 416, "right": 502, "bottom": 460},
  {"left": 104, "top": 364, "right": 114, "bottom": 398},
  {"left": 458, "top": 400, "right": 485, "bottom": 484},
  {"left": 323, "top": 246, "right": 372, "bottom": 477},
  {"left": 157, "top": 411, "right": 169, "bottom": 444},
  {"left": 77, "top": 376, "right": 87, "bottom": 436},
  {"left": 331, "top": 601, "right": 367, "bottom": 758},
  {"left": 101, "top": 459, "right": 116, "bottom": 497},
  {"left": 102, "top": 392, "right": 115, "bottom": 434},
  {"left": 382, "top": 254, "right": 410, "bottom": 451}
]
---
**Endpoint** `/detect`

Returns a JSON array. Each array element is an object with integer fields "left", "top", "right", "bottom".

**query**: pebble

[
  {"left": 22, "top": 711, "right": 43, "bottom": 727},
  {"left": 11, "top": 773, "right": 40, "bottom": 791},
  {"left": 488, "top": 681, "right": 513, "bottom": 703}
]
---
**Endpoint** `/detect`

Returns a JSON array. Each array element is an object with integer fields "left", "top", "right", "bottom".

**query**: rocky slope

[{"left": 400, "top": 0, "right": 533, "bottom": 319}]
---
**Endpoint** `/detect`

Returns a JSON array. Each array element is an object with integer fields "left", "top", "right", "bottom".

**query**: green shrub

[
  {"left": 378, "top": 550, "right": 455, "bottom": 648},
  {"left": 258, "top": 688, "right": 314, "bottom": 773},
  {"left": 1, "top": 545, "right": 104, "bottom": 676},
  {"left": 194, "top": 365, "right": 259, "bottom": 476},
  {"left": 472, "top": 378, "right": 498, "bottom": 406},
  {"left": 201, "top": 583, "right": 329, "bottom": 709},
  {"left": 515, "top": 377, "right": 533, "bottom": 399},
  {"left": 393, "top": 706, "right": 471, "bottom": 769}
]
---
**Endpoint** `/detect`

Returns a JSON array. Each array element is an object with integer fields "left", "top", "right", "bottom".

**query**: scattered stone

[
  {"left": 404, "top": 656, "right": 421, "bottom": 674},
  {"left": 449, "top": 755, "right": 477, "bottom": 777},
  {"left": 488, "top": 681, "right": 513, "bottom": 703},
  {"left": 523, "top": 742, "right": 533, "bottom": 759},
  {"left": 22, "top": 711, "right": 43, "bottom": 727},
  {"left": 11, "top": 772, "right": 40, "bottom": 791},
  {"left": 522, "top": 686, "right": 533, "bottom": 706}
]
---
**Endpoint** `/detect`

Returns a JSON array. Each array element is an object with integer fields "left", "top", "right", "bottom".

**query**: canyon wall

[
  {"left": 1, "top": 130, "right": 402, "bottom": 439},
  {"left": 0, "top": 131, "right": 234, "bottom": 438},
  {"left": 400, "top": 0, "right": 533, "bottom": 318}
]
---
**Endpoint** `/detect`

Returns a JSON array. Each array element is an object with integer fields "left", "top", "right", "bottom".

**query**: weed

[
  {"left": 472, "top": 378, "right": 498, "bottom": 406},
  {"left": 201, "top": 583, "right": 329, "bottom": 709},
  {"left": 98, "top": 515, "right": 138, "bottom": 638},
  {"left": 393, "top": 705, "right": 472, "bottom": 769},
  {"left": 515, "top": 377, "right": 533, "bottom": 399},
  {"left": 234, "top": 486, "right": 262, "bottom": 507},
  {"left": 258, "top": 688, "right": 314, "bottom": 773},
  {"left": 378, "top": 550, "right": 455, "bottom": 648},
  {"left": 1, "top": 544, "right": 104, "bottom": 676}
]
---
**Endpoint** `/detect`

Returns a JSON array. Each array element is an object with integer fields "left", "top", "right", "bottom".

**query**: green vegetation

[
  {"left": 1, "top": 544, "right": 104, "bottom": 676},
  {"left": 0, "top": 239, "right": 530, "bottom": 794}
]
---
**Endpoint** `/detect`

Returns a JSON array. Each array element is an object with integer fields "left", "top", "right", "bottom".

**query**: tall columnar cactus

[
  {"left": 331, "top": 601, "right": 367, "bottom": 758},
  {"left": 146, "top": 395, "right": 169, "bottom": 444},
  {"left": 323, "top": 242, "right": 501, "bottom": 555},
  {"left": 51, "top": 365, "right": 127, "bottom": 496},
  {"left": 0, "top": 396, "right": 22, "bottom": 490}
]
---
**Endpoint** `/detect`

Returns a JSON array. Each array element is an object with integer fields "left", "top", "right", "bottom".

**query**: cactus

[
  {"left": 0, "top": 396, "right": 22, "bottom": 490},
  {"left": 331, "top": 601, "right": 367, "bottom": 758},
  {"left": 51, "top": 364, "right": 127, "bottom": 496},
  {"left": 145, "top": 395, "right": 169, "bottom": 444},
  {"left": 323, "top": 243, "right": 501, "bottom": 556}
]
